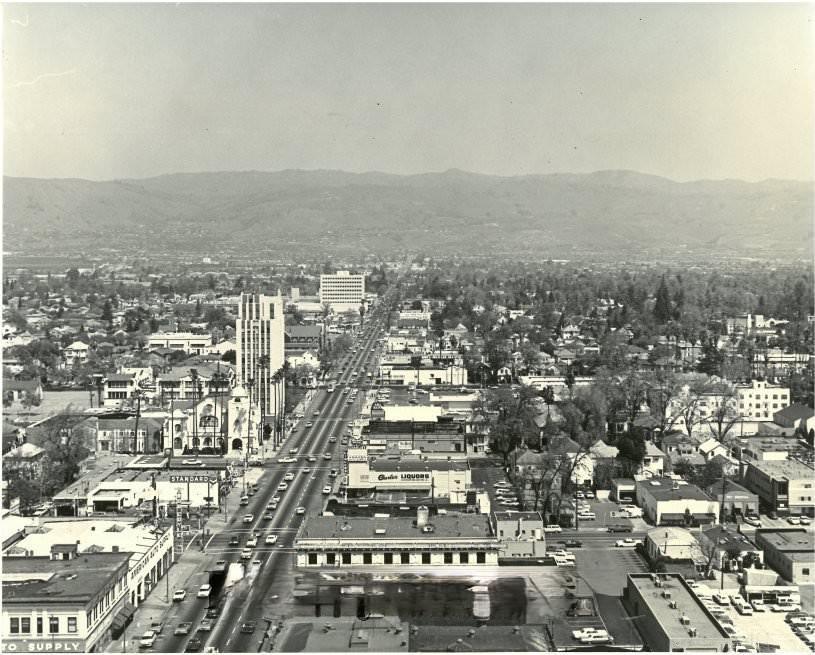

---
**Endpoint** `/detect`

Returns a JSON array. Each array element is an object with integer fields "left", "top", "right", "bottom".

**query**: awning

[
  {"left": 110, "top": 601, "right": 136, "bottom": 632},
  {"left": 660, "top": 513, "right": 716, "bottom": 522}
]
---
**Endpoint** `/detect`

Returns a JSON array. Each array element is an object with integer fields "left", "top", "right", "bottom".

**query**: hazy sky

[{"left": 4, "top": 3, "right": 813, "bottom": 181}]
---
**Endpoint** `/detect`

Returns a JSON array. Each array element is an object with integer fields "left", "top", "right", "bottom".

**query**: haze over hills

[{"left": 4, "top": 169, "right": 812, "bottom": 259}]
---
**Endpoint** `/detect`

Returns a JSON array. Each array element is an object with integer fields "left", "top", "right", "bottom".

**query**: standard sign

[{"left": 169, "top": 475, "right": 217, "bottom": 484}]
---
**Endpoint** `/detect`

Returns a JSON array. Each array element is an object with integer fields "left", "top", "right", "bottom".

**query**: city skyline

[{"left": 4, "top": 3, "right": 813, "bottom": 183}]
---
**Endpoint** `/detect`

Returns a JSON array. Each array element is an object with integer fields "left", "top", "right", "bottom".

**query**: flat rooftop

[
  {"left": 638, "top": 478, "right": 712, "bottom": 502},
  {"left": 628, "top": 573, "right": 728, "bottom": 642},
  {"left": 492, "top": 511, "right": 544, "bottom": 523},
  {"left": 297, "top": 514, "right": 495, "bottom": 542},
  {"left": 2, "top": 552, "right": 130, "bottom": 605},
  {"left": 371, "top": 458, "right": 469, "bottom": 473},
  {"left": 757, "top": 529, "right": 815, "bottom": 553},
  {"left": 749, "top": 458, "right": 814, "bottom": 480}
]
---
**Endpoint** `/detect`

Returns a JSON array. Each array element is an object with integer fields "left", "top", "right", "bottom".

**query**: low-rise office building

[
  {"left": 146, "top": 332, "right": 212, "bottom": 355},
  {"left": 2, "top": 552, "right": 132, "bottom": 653},
  {"left": 491, "top": 511, "right": 547, "bottom": 558},
  {"left": 4, "top": 518, "right": 174, "bottom": 607},
  {"left": 742, "top": 458, "right": 815, "bottom": 516},
  {"left": 753, "top": 529, "right": 814, "bottom": 584},
  {"left": 294, "top": 510, "right": 500, "bottom": 568},
  {"left": 704, "top": 479, "right": 759, "bottom": 518},
  {"left": 622, "top": 573, "right": 731, "bottom": 651},
  {"left": 347, "top": 455, "right": 471, "bottom": 501},
  {"left": 636, "top": 478, "right": 718, "bottom": 527}
]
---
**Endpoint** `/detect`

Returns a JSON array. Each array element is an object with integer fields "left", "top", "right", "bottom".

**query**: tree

[
  {"left": 616, "top": 433, "right": 647, "bottom": 477},
  {"left": 654, "top": 276, "right": 673, "bottom": 323},
  {"left": 7, "top": 477, "right": 41, "bottom": 513},
  {"left": 38, "top": 409, "right": 91, "bottom": 497},
  {"left": 101, "top": 299, "right": 114, "bottom": 325},
  {"left": 20, "top": 392, "right": 41, "bottom": 415}
]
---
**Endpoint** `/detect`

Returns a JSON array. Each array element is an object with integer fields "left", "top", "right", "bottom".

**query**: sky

[{"left": 3, "top": 3, "right": 813, "bottom": 182}]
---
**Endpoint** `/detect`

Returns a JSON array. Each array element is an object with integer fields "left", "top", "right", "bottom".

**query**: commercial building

[
  {"left": 4, "top": 518, "right": 174, "bottom": 607},
  {"left": 347, "top": 454, "right": 471, "bottom": 501},
  {"left": 490, "top": 511, "right": 548, "bottom": 558},
  {"left": 236, "top": 292, "right": 285, "bottom": 429},
  {"left": 636, "top": 478, "right": 718, "bottom": 527},
  {"left": 2, "top": 552, "right": 132, "bottom": 653},
  {"left": 622, "top": 573, "right": 731, "bottom": 651},
  {"left": 294, "top": 510, "right": 500, "bottom": 568},
  {"left": 101, "top": 374, "right": 140, "bottom": 408},
  {"left": 645, "top": 527, "right": 703, "bottom": 564},
  {"left": 753, "top": 529, "right": 814, "bottom": 584},
  {"left": 146, "top": 332, "right": 212, "bottom": 355},
  {"left": 363, "top": 416, "right": 468, "bottom": 455},
  {"left": 704, "top": 479, "right": 759, "bottom": 517},
  {"left": 742, "top": 458, "right": 815, "bottom": 516},
  {"left": 319, "top": 271, "right": 365, "bottom": 312},
  {"left": 379, "top": 363, "right": 468, "bottom": 386},
  {"left": 735, "top": 379, "right": 791, "bottom": 421}
]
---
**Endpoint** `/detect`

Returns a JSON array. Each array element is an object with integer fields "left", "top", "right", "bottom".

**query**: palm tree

[{"left": 189, "top": 368, "right": 200, "bottom": 453}]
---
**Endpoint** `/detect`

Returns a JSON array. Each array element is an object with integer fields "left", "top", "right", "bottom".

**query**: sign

[
  {"left": 375, "top": 471, "right": 432, "bottom": 486},
  {"left": 169, "top": 475, "right": 217, "bottom": 484},
  {"left": 2, "top": 639, "right": 85, "bottom": 652}
]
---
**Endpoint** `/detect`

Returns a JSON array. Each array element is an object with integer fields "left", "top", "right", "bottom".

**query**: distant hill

[{"left": 4, "top": 169, "right": 812, "bottom": 258}]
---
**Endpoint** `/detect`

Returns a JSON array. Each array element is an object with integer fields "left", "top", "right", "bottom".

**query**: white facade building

[
  {"left": 319, "top": 271, "right": 365, "bottom": 312},
  {"left": 236, "top": 293, "right": 285, "bottom": 425},
  {"left": 147, "top": 332, "right": 212, "bottom": 355}
]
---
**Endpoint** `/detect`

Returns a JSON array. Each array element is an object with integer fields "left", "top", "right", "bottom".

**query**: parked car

[
  {"left": 239, "top": 496, "right": 249, "bottom": 506},
  {"left": 172, "top": 589, "right": 187, "bottom": 602},
  {"left": 615, "top": 538, "right": 637, "bottom": 547},
  {"left": 743, "top": 515, "right": 762, "bottom": 527},
  {"left": 197, "top": 584, "right": 212, "bottom": 598},
  {"left": 322, "top": 486, "right": 332, "bottom": 494},
  {"left": 750, "top": 599, "right": 766, "bottom": 612},
  {"left": 185, "top": 637, "right": 202, "bottom": 652},
  {"left": 139, "top": 631, "right": 157, "bottom": 648},
  {"left": 787, "top": 516, "right": 802, "bottom": 525}
]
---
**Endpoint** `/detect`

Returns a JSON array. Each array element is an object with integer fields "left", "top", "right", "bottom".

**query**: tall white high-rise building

[
  {"left": 236, "top": 292, "right": 285, "bottom": 444},
  {"left": 319, "top": 271, "right": 365, "bottom": 313}
]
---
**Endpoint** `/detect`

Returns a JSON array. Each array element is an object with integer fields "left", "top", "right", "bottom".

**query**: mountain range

[{"left": 3, "top": 169, "right": 812, "bottom": 259}]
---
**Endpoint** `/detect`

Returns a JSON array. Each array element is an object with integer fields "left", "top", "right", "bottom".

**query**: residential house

[
  {"left": 2, "top": 443, "right": 46, "bottom": 480},
  {"left": 638, "top": 442, "right": 667, "bottom": 478},
  {"left": 62, "top": 340, "right": 90, "bottom": 367},
  {"left": 698, "top": 438, "right": 728, "bottom": 462},
  {"left": 3, "top": 379, "right": 43, "bottom": 407}
]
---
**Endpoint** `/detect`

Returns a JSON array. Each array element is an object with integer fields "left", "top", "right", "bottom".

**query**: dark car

[
  {"left": 229, "top": 536, "right": 240, "bottom": 547},
  {"left": 205, "top": 605, "right": 221, "bottom": 619},
  {"left": 607, "top": 524, "right": 633, "bottom": 533},
  {"left": 561, "top": 539, "right": 583, "bottom": 548},
  {"left": 240, "top": 622, "right": 256, "bottom": 634},
  {"left": 184, "top": 637, "right": 202, "bottom": 652}
]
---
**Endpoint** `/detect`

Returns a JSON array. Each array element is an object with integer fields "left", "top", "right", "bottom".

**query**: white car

[
  {"left": 197, "top": 584, "right": 212, "bottom": 598},
  {"left": 295, "top": 506, "right": 306, "bottom": 515},
  {"left": 322, "top": 486, "right": 332, "bottom": 494},
  {"left": 277, "top": 482, "right": 288, "bottom": 491},
  {"left": 242, "top": 514, "right": 254, "bottom": 524},
  {"left": 172, "top": 589, "right": 187, "bottom": 602},
  {"left": 543, "top": 525, "right": 562, "bottom": 533},
  {"left": 241, "top": 548, "right": 252, "bottom": 560},
  {"left": 265, "top": 534, "right": 278, "bottom": 545},
  {"left": 615, "top": 538, "right": 637, "bottom": 547},
  {"left": 750, "top": 599, "right": 766, "bottom": 612},
  {"left": 246, "top": 536, "right": 258, "bottom": 548},
  {"left": 787, "top": 516, "right": 802, "bottom": 525},
  {"left": 572, "top": 628, "right": 609, "bottom": 640},
  {"left": 284, "top": 472, "right": 295, "bottom": 481},
  {"left": 139, "top": 631, "right": 157, "bottom": 648}
]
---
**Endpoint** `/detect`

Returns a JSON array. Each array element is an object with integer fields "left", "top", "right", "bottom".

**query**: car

[
  {"left": 306, "top": 422, "right": 314, "bottom": 427},
  {"left": 241, "top": 621, "right": 257, "bottom": 634},
  {"left": 750, "top": 599, "right": 766, "bottom": 612},
  {"left": 313, "top": 411, "right": 320, "bottom": 417},
  {"left": 584, "top": 491, "right": 595, "bottom": 498},
  {"left": 340, "top": 439, "right": 348, "bottom": 446},
  {"left": 265, "top": 534, "right": 278, "bottom": 545},
  {"left": 197, "top": 584, "right": 211, "bottom": 598},
  {"left": 174, "top": 623, "right": 192, "bottom": 636},
  {"left": 138, "top": 631, "right": 157, "bottom": 649},
  {"left": 800, "top": 516, "right": 812, "bottom": 525},
  {"left": 722, "top": 625, "right": 737, "bottom": 637},
  {"left": 577, "top": 512, "right": 596, "bottom": 520},
  {"left": 329, "top": 470, "right": 338, "bottom": 478},
  {"left": 328, "top": 437, "right": 337, "bottom": 443},
  {"left": 228, "top": 536, "right": 240, "bottom": 547},
  {"left": 239, "top": 496, "right": 249, "bottom": 506},
  {"left": 278, "top": 482, "right": 288, "bottom": 491},
  {"left": 246, "top": 536, "right": 258, "bottom": 548},
  {"left": 615, "top": 538, "right": 637, "bottom": 547},
  {"left": 267, "top": 500, "right": 278, "bottom": 510},
  {"left": 543, "top": 525, "right": 562, "bottom": 533},
  {"left": 284, "top": 472, "right": 295, "bottom": 481},
  {"left": 608, "top": 524, "right": 633, "bottom": 533},
  {"left": 743, "top": 515, "right": 762, "bottom": 527},
  {"left": 172, "top": 589, "right": 187, "bottom": 602},
  {"left": 242, "top": 514, "right": 254, "bottom": 524},
  {"left": 322, "top": 486, "right": 332, "bottom": 494},
  {"left": 263, "top": 512, "right": 274, "bottom": 520},
  {"left": 712, "top": 593, "right": 730, "bottom": 605},
  {"left": 295, "top": 506, "right": 306, "bottom": 515},
  {"left": 271, "top": 495, "right": 281, "bottom": 503},
  {"left": 347, "top": 399, "right": 354, "bottom": 404},
  {"left": 185, "top": 637, "right": 202, "bottom": 653},
  {"left": 206, "top": 605, "right": 221, "bottom": 619},
  {"left": 323, "top": 453, "right": 332, "bottom": 460},
  {"left": 575, "top": 491, "right": 584, "bottom": 499},
  {"left": 197, "top": 619, "right": 214, "bottom": 632},
  {"left": 787, "top": 516, "right": 802, "bottom": 525},
  {"left": 561, "top": 539, "right": 583, "bottom": 548},
  {"left": 307, "top": 456, "right": 317, "bottom": 462},
  {"left": 289, "top": 448, "right": 299, "bottom": 454},
  {"left": 493, "top": 481, "right": 510, "bottom": 488},
  {"left": 302, "top": 468, "right": 310, "bottom": 474},
  {"left": 572, "top": 628, "right": 610, "bottom": 641},
  {"left": 241, "top": 548, "right": 253, "bottom": 560}
]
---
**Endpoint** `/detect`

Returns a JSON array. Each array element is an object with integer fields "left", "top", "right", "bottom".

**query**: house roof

[
  {"left": 698, "top": 438, "right": 724, "bottom": 455},
  {"left": 4, "top": 442, "right": 45, "bottom": 459},
  {"left": 774, "top": 404, "right": 815, "bottom": 422},
  {"left": 590, "top": 440, "right": 619, "bottom": 458}
]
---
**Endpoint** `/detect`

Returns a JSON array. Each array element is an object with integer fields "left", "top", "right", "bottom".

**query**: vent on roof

[
  {"left": 662, "top": 590, "right": 672, "bottom": 599},
  {"left": 679, "top": 615, "right": 691, "bottom": 626},
  {"left": 668, "top": 600, "right": 678, "bottom": 609}
]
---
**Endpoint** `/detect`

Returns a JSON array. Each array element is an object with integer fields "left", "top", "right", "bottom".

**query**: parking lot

[
  {"left": 693, "top": 584, "right": 813, "bottom": 652},
  {"left": 575, "top": 548, "right": 649, "bottom": 596}
]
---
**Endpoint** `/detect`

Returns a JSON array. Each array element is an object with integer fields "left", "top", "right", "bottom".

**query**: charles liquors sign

[{"left": 375, "top": 471, "right": 431, "bottom": 486}]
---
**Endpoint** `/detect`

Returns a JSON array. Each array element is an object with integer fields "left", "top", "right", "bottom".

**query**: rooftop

[
  {"left": 627, "top": 573, "right": 729, "bottom": 641},
  {"left": 284, "top": 616, "right": 409, "bottom": 652},
  {"left": 756, "top": 528, "right": 815, "bottom": 554},
  {"left": 370, "top": 458, "right": 469, "bottom": 473},
  {"left": 749, "top": 458, "right": 814, "bottom": 480},
  {"left": 297, "top": 514, "right": 495, "bottom": 542},
  {"left": 492, "top": 511, "right": 544, "bottom": 523},
  {"left": 2, "top": 552, "right": 131, "bottom": 605},
  {"left": 637, "top": 478, "right": 712, "bottom": 502}
]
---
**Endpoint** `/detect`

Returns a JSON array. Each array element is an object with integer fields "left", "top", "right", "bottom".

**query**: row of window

[
  {"left": 9, "top": 616, "right": 76, "bottom": 635},
  {"left": 306, "top": 551, "right": 488, "bottom": 565}
]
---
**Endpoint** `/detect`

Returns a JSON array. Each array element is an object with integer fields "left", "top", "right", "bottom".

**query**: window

[
  {"left": 401, "top": 552, "right": 410, "bottom": 564},
  {"left": 342, "top": 553, "right": 351, "bottom": 565},
  {"left": 50, "top": 617, "right": 59, "bottom": 633},
  {"left": 362, "top": 552, "right": 373, "bottom": 565},
  {"left": 37, "top": 617, "right": 43, "bottom": 635},
  {"left": 422, "top": 553, "right": 431, "bottom": 564},
  {"left": 10, "top": 618, "right": 19, "bottom": 634},
  {"left": 67, "top": 617, "right": 77, "bottom": 633},
  {"left": 803, "top": 568, "right": 811, "bottom": 576},
  {"left": 86, "top": 612, "right": 92, "bottom": 628},
  {"left": 477, "top": 552, "right": 486, "bottom": 564},
  {"left": 460, "top": 552, "right": 469, "bottom": 564},
  {"left": 326, "top": 553, "right": 336, "bottom": 565},
  {"left": 383, "top": 553, "right": 393, "bottom": 564},
  {"left": 444, "top": 552, "right": 453, "bottom": 564},
  {"left": 21, "top": 617, "right": 31, "bottom": 634},
  {"left": 308, "top": 553, "right": 318, "bottom": 565}
]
